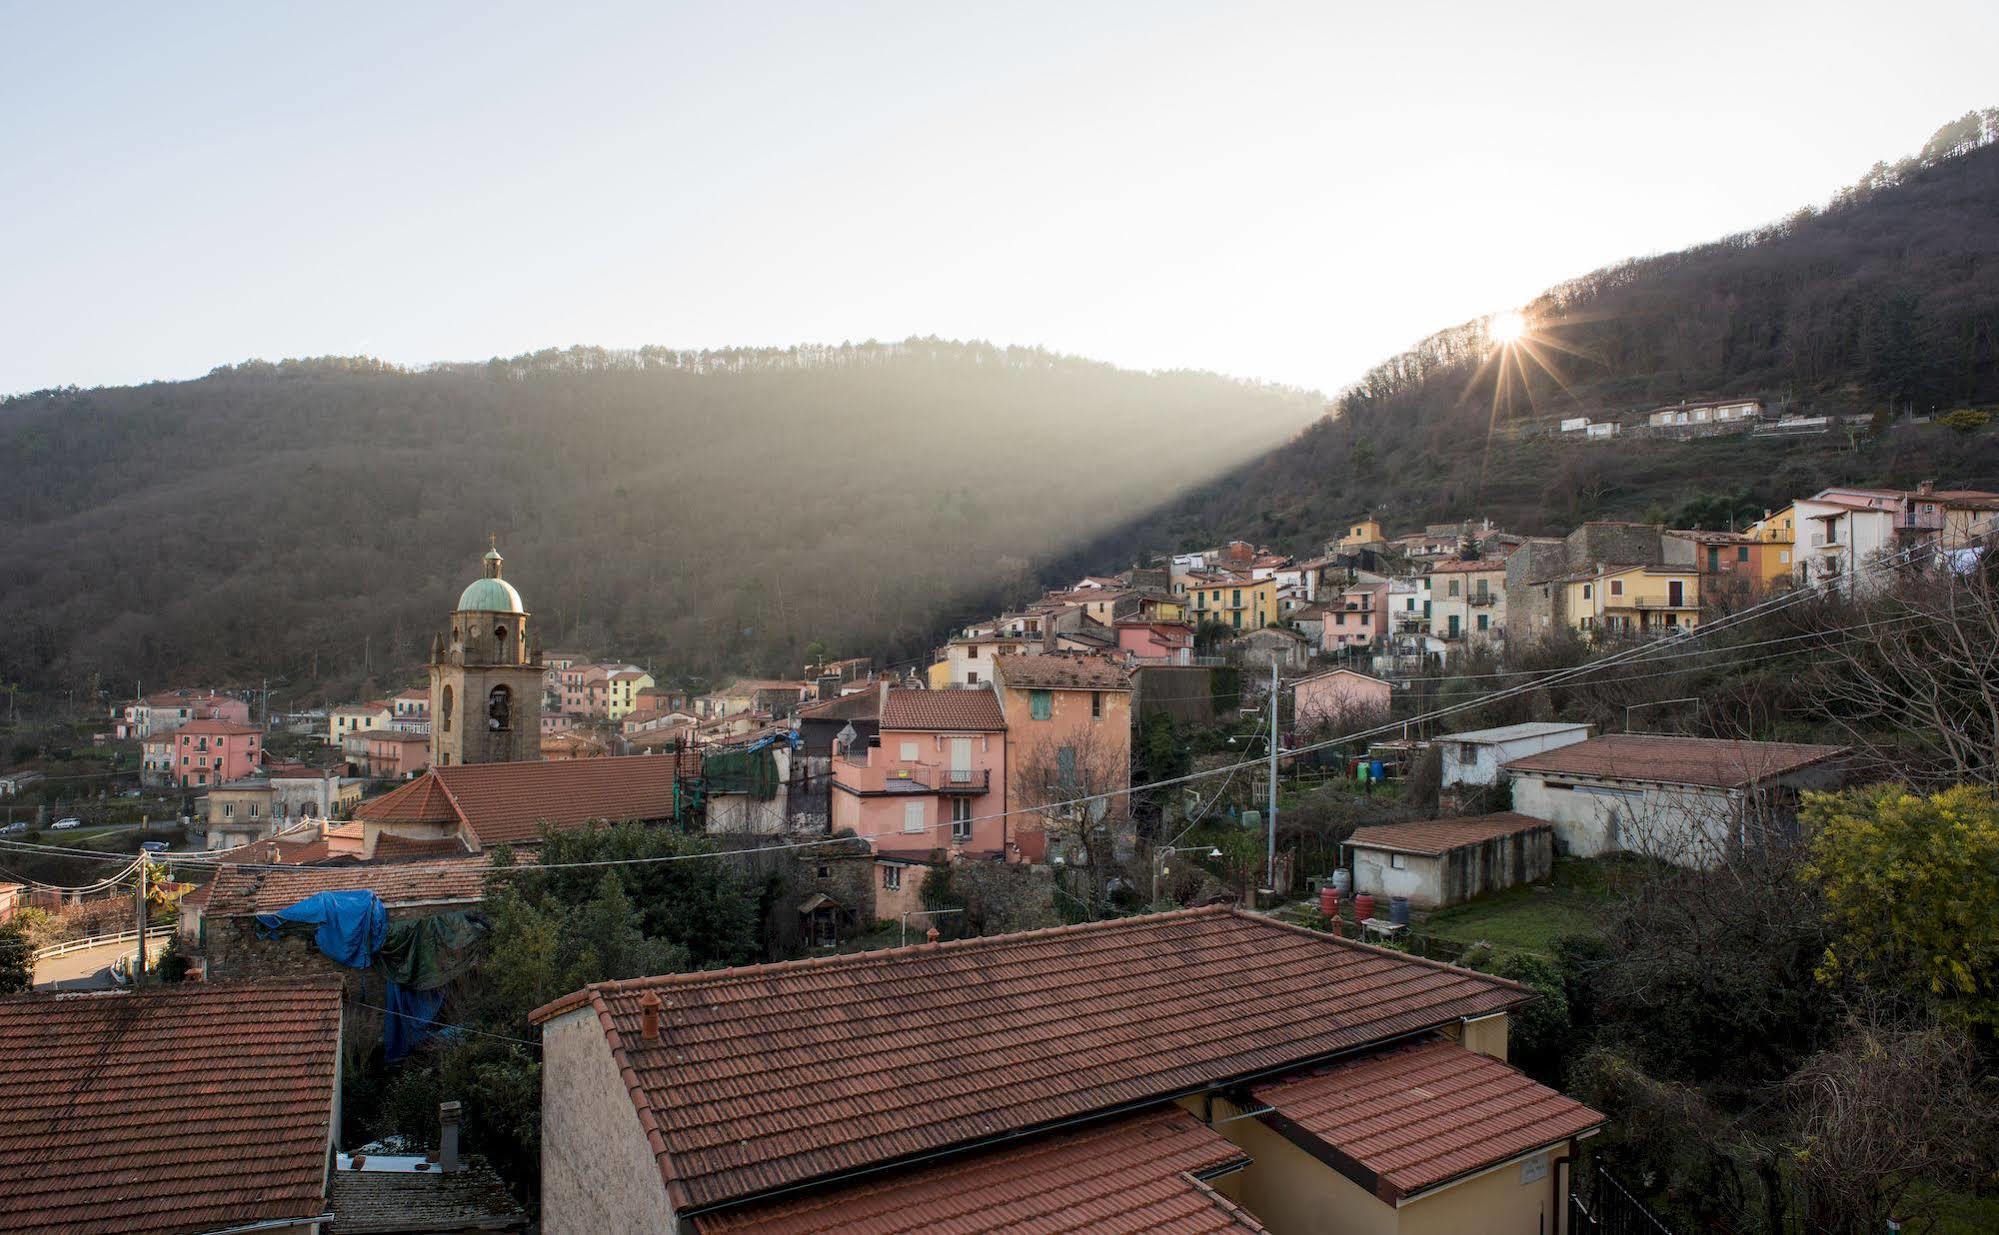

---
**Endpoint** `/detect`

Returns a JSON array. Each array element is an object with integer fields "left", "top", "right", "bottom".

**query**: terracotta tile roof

[
  {"left": 203, "top": 856, "right": 502, "bottom": 917},
  {"left": 172, "top": 718, "right": 263, "bottom": 736},
  {"left": 1252, "top": 1037, "right": 1603, "bottom": 1200},
  {"left": 0, "top": 979, "right": 342, "bottom": 1235},
  {"left": 371, "top": 832, "right": 472, "bottom": 861},
  {"left": 530, "top": 906, "right": 1528, "bottom": 1212},
  {"left": 695, "top": 1107, "right": 1265, "bottom": 1234},
  {"left": 328, "top": 1156, "right": 527, "bottom": 1233},
  {"left": 204, "top": 824, "right": 344, "bottom": 866},
  {"left": 993, "top": 652, "right": 1133, "bottom": 691},
  {"left": 1347, "top": 812, "right": 1551, "bottom": 857},
  {"left": 355, "top": 755, "right": 686, "bottom": 846},
  {"left": 879, "top": 688, "right": 1005, "bottom": 732},
  {"left": 1426, "top": 557, "right": 1509, "bottom": 574},
  {"left": 1502, "top": 734, "right": 1847, "bottom": 789}
]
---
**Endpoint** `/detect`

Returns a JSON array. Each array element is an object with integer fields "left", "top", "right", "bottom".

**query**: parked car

[
  {"left": 52, "top": 817, "right": 82, "bottom": 830},
  {"left": 139, "top": 840, "right": 170, "bottom": 852},
  {"left": 0, "top": 822, "right": 26, "bottom": 835}
]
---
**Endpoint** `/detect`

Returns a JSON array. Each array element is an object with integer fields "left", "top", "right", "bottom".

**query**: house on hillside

[
  {"left": 1645, "top": 397, "right": 1764, "bottom": 430},
  {"left": 992, "top": 653, "right": 1133, "bottom": 863},
  {"left": 831, "top": 688, "right": 1006, "bottom": 861},
  {"left": 1564, "top": 563, "right": 1701, "bottom": 636},
  {"left": 1234, "top": 624, "right": 1314, "bottom": 673},
  {"left": 327, "top": 701, "right": 392, "bottom": 748},
  {"left": 531, "top": 907, "right": 1603, "bottom": 1235},
  {"left": 1505, "top": 734, "right": 1848, "bottom": 866},
  {"left": 0, "top": 979, "right": 345, "bottom": 1235},
  {"left": 353, "top": 752, "right": 699, "bottom": 857},
  {"left": 170, "top": 718, "right": 263, "bottom": 789},
  {"left": 1427, "top": 557, "right": 1508, "bottom": 646},
  {"left": 1291, "top": 667, "right": 1391, "bottom": 730}
]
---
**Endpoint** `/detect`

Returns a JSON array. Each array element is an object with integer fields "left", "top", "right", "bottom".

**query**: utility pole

[
  {"left": 1266, "top": 659, "right": 1279, "bottom": 898},
  {"left": 133, "top": 858, "right": 148, "bottom": 982}
]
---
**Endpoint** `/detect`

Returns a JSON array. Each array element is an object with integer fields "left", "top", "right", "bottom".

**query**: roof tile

[
  {"left": 879, "top": 689, "right": 1005, "bottom": 732},
  {"left": 1348, "top": 813, "right": 1550, "bottom": 857},
  {"left": 1502, "top": 734, "right": 1846, "bottom": 789},
  {"left": 993, "top": 653, "right": 1133, "bottom": 691}
]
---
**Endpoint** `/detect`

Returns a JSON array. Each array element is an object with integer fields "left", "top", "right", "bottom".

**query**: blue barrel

[
  {"left": 1331, "top": 868, "right": 1352, "bottom": 897},
  {"left": 1389, "top": 895, "right": 1410, "bottom": 927}
]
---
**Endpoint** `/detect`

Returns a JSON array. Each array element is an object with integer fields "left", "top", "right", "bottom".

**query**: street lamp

[{"left": 1152, "top": 844, "right": 1225, "bottom": 905}]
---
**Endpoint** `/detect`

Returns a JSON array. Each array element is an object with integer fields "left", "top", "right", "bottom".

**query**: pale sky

[{"left": 2, "top": 1, "right": 1994, "bottom": 397}]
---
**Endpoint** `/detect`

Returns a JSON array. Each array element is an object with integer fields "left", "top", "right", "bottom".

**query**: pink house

[
  {"left": 1291, "top": 668, "right": 1393, "bottom": 730},
  {"left": 831, "top": 688, "right": 1008, "bottom": 862},
  {"left": 172, "top": 719, "right": 263, "bottom": 789},
  {"left": 1114, "top": 619, "right": 1195, "bottom": 662},
  {"left": 1322, "top": 582, "right": 1390, "bottom": 651},
  {"left": 113, "top": 690, "right": 251, "bottom": 740}
]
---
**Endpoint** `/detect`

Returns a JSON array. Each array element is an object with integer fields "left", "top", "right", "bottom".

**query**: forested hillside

[
  {"left": 0, "top": 341, "right": 1315, "bottom": 696},
  {"left": 1081, "top": 110, "right": 1999, "bottom": 563}
]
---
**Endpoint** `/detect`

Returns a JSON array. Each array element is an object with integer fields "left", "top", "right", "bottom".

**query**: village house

[
  {"left": 0, "top": 978, "right": 344, "bottom": 1235},
  {"left": 830, "top": 687, "right": 1007, "bottom": 865},
  {"left": 1439, "top": 721, "right": 1595, "bottom": 789},
  {"left": 327, "top": 700, "right": 392, "bottom": 748},
  {"left": 1345, "top": 812, "right": 1556, "bottom": 909},
  {"left": 1426, "top": 555, "right": 1509, "bottom": 646},
  {"left": 531, "top": 907, "right": 1601, "bottom": 1235},
  {"left": 1564, "top": 563, "right": 1702, "bottom": 636},
  {"left": 352, "top": 751, "right": 698, "bottom": 858},
  {"left": 1234, "top": 624, "right": 1314, "bottom": 673},
  {"left": 140, "top": 729, "right": 179, "bottom": 786},
  {"left": 1180, "top": 570, "right": 1279, "bottom": 631},
  {"left": 268, "top": 764, "right": 364, "bottom": 823},
  {"left": 1794, "top": 483, "right": 1999, "bottom": 594},
  {"left": 1644, "top": 397, "right": 1764, "bottom": 430},
  {"left": 170, "top": 717, "right": 263, "bottom": 789},
  {"left": 1667, "top": 528, "right": 1792, "bottom": 601},
  {"left": 387, "top": 687, "right": 431, "bottom": 734},
  {"left": 1505, "top": 734, "right": 1848, "bottom": 866},
  {"left": 110, "top": 688, "right": 250, "bottom": 740},
  {"left": 201, "top": 776, "right": 279, "bottom": 849},
  {"left": 1113, "top": 616, "right": 1197, "bottom": 663},
  {"left": 1290, "top": 667, "right": 1392, "bottom": 731},
  {"left": 353, "top": 729, "right": 432, "bottom": 780},
  {"left": 992, "top": 652, "right": 1133, "bottom": 861},
  {"left": 695, "top": 679, "right": 808, "bottom": 720},
  {"left": 930, "top": 628, "right": 1044, "bottom": 687},
  {"left": 1320, "top": 578, "right": 1390, "bottom": 651},
  {"left": 1336, "top": 516, "right": 1388, "bottom": 551}
]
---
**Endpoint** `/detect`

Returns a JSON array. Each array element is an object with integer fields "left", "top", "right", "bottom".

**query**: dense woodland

[
  {"left": 0, "top": 342, "right": 1314, "bottom": 699},
  {"left": 1077, "top": 111, "right": 1999, "bottom": 566}
]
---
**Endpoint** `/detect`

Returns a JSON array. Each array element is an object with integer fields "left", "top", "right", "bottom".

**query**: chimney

[
  {"left": 926, "top": 926, "right": 940, "bottom": 944},
  {"left": 1918, "top": 479, "right": 1936, "bottom": 496},
  {"left": 437, "top": 1101, "right": 462, "bottom": 1172},
  {"left": 640, "top": 990, "right": 662, "bottom": 1042},
  {"left": 878, "top": 679, "right": 890, "bottom": 712}
]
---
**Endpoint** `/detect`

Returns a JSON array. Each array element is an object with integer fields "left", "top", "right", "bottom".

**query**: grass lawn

[{"left": 1419, "top": 857, "right": 1635, "bottom": 956}]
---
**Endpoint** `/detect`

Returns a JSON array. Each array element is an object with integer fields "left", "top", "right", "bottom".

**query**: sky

[{"left": 2, "top": 1, "right": 1995, "bottom": 398}]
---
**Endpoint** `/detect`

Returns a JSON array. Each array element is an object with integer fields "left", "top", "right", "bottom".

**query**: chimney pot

[
  {"left": 926, "top": 926, "right": 940, "bottom": 944},
  {"left": 437, "top": 1100, "right": 462, "bottom": 1172},
  {"left": 640, "top": 990, "right": 662, "bottom": 1042}
]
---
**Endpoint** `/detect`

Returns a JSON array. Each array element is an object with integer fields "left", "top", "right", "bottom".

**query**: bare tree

[
  {"left": 1010, "top": 724, "right": 1132, "bottom": 915},
  {"left": 1811, "top": 565, "right": 1999, "bottom": 787}
]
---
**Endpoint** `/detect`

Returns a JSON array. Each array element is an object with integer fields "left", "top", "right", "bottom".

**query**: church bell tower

[{"left": 430, "top": 542, "right": 544, "bottom": 766}]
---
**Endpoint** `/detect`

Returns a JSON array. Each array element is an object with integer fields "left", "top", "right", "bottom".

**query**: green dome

[{"left": 457, "top": 577, "right": 525, "bottom": 614}]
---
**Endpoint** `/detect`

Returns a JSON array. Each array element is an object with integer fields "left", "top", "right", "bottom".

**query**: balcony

[
  {"left": 1606, "top": 597, "right": 1698, "bottom": 611},
  {"left": 1468, "top": 593, "right": 1496, "bottom": 606},
  {"left": 833, "top": 758, "right": 989, "bottom": 796},
  {"left": 1894, "top": 508, "right": 1945, "bottom": 533}
]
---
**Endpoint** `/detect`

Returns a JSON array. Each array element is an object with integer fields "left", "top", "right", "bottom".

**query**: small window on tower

[
  {"left": 488, "top": 685, "right": 512, "bottom": 732},
  {"left": 441, "top": 686, "right": 453, "bottom": 733},
  {"left": 495, "top": 624, "right": 508, "bottom": 643}
]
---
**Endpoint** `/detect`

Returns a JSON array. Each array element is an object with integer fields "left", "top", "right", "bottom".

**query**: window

[
  {"left": 223, "top": 803, "right": 234, "bottom": 818},
  {"left": 1090, "top": 691, "right": 1103, "bottom": 719},
  {"left": 882, "top": 865, "right": 902, "bottom": 891},
  {"left": 1056, "top": 746, "right": 1077, "bottom": 789},
  {"left": 1476, "top": 614, "right": 1489, "bottom": 631},
  {"left": 1582, "top": 584, "right": 1593, "bottom": 600},
  {"left": 249, "top": 803, "right": 260, "bottom": 817},
  {"left": 1390, "top": 852, "right": 1407, "bottom": 869},
  {"left": 488, "top": 685, "right": 512, "bottom": 732},
  {"left": 899, "top": 740, "right": 920, "bottom": 761},
  {"left": 1609, "top": 580, "right": 1623, "bottom": 597},
  {"left": 1029, "top": 690, "right": 1052, "bottom": 720},
  {"left": 902, "top": 801, "right": 925, "bottom": 834},
  {"left": 441, "top": 686, "right": 453, "bottom": 733},
  {"left": 966, "top": 671, "right": 978, "bottom": 685},
  {"left": 1448, "top": 580, "right": 1461, "bottom": 597},
  {"left": 1737, "top": 546, "right": 1750, "bottom": 563},
  {"left": 815, "top": 864, "right": 830, "bottom": 879},
  {"left": 952, "top": 798, "right": 972, "bottom": 840}
]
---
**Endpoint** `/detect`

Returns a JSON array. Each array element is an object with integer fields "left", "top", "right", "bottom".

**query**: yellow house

[
  {"left": 1745, "top": 506, "right": 1799, "bottom": 586},
  {"left": 326, "top": 702, "right": 390, "bottom": 747},
  {"left": 1566, "top": 564, "right": 1700, "bottom": 636},
  {"left": 603, "top": 669, "right": 655, "bottom": 720},
  {"left": 1339, "top": 517, "right": 1387, "bottom": 550},
  {"left": 1181, "top": 573, "right": 1278, "bottom": 630}
]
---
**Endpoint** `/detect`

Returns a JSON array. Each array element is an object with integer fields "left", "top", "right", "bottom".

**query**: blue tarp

[
  {"left": 382, "top": 984, "right": 447, "bottom": 1063},
  {"left": 256, "top": 890, "right": 387, "bottom": 968}
]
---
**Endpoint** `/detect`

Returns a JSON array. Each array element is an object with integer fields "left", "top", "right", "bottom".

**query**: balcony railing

[
  {"left": 1468, "top": 593, "right": 1496, "bottom": 606},
  {"left": 833, "top": 760, "right": 990, "bottom": 795},
  {"left": 1895, "top": 508, "right": 1945, "bottom": 531},
  {"left": 1606, "top": 597, "right": 1697, "bottom": 610}
]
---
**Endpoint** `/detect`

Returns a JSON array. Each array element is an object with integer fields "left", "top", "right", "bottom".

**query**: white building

[
  {"left": 1504, "top": 734, "right": 1846, "bottom": 867},
  {"left": 1645, "top": 398, "right": 1764, "bottom": 429},
  {"left": 1439, "top": 721, "right": 1594, "bottom": 789}
]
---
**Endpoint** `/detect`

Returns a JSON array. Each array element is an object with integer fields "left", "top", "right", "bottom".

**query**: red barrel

[
  {"left": 1318, "top": 884, "right": 1339, "bottom": 917},
  {"left": 1354, "top": 892, "right": 1376, "bottom": 925}
]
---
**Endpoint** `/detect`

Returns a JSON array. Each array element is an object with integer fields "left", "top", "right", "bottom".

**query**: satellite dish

[{"left": 834, "top": 722, "right": 858, "bottom": 754}]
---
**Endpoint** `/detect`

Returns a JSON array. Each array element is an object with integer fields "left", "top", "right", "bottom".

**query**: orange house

[
  {"left": 991, "top": 653, "right": 1132, "bottom": 863},
  {"left": 830, "top": 689, "right": 1008, "bottom": 861}
]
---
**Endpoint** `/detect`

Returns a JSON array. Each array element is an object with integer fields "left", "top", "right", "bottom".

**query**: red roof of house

[
  {"left": 1252, "top": 1037, "right": 1603, "bottom": 1200},
  {"left": 1347, "top": 812, "right": 1550, "bottom": 857},
  {"left": 796, "top": 692, "right": 880, "bottom": 722},
  {"left": 529, "top": 906, "right": 1527, "bottom": 1213},
  {"left": 694, "top": 1106, "right": 1265, "bottom": 1234},
  {"left": 879, "top": 688, "right": 1005, "bottom": 732},
  {"left": 371, "top": 832, "right": 472, "bottom": 861},
  {"left": 1502, "top": 734, "right": 1847, "bottom": 789},
  {"left": 1426, "top": 557, "right": 1509, "bottom": 574},
  {"left": 173, "top": 719, "right": 263, "bottom": 737},
  {"left": 354, "top": 755, "right": 687, "bottom": 846},
  {"left": 0, "top": 979, "right": 343, "bottom": 1235},
  {"left": 203, "top": 857, "right": 500, "bottom": 916},
  {"left": 993, "top": 652, "right": 1133, "bottom": 691}
]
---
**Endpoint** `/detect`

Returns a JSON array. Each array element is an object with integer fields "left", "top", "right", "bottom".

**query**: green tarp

[
  {"left": 702, "top": 748, "right": 780, "bottom": 800},
  {"left": 376, "top": 911, "right": 487, "bottom": 992}
]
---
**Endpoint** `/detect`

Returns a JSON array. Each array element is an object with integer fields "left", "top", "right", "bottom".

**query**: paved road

[{"left": 33, "top": 935, "right": 173, "bottom": 991}]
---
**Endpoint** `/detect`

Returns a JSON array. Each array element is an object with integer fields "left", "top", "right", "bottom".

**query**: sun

[{"left": 1488, "top": 310, "right": 1528, "bottom": 345}]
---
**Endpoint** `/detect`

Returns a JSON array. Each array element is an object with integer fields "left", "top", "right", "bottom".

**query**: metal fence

[
  {"left": 32, "top": 924, "right": 175, "bottom": 962},
  {"left": 1569, "top": 1166, "right": 1678, "bottom": 1235}
]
